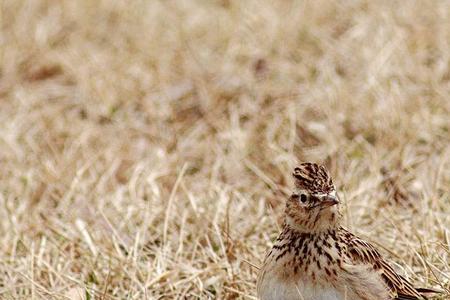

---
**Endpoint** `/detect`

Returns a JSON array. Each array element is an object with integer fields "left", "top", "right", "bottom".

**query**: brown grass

[{"left": 1, "top": 0, "right": 449, "bottom": 299}]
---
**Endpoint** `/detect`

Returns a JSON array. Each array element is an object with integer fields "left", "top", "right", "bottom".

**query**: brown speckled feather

[{"left": 340, "top": 228, "right": 424, "bottom": 299}]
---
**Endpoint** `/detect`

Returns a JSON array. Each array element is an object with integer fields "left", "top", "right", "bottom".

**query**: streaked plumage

[{"left": 257, "top": 163, "right": 434, "bottom": 300}]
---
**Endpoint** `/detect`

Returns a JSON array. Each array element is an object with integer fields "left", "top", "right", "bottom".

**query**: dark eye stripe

[
  {"left": 308, "top": 196, "right": 322, "bottom": 208},
  {"left": 310, "top": 196, "right": 320, "bottom": 202}
]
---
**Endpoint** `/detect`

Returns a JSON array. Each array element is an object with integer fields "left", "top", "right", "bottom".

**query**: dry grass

[{"left": 0, "top": 0, "right": 449, "bottom": 299}]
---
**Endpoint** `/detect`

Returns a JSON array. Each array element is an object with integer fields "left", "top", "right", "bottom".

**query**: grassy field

[{"left": 1, "top": 0, "right": 449, "bottom": 299}]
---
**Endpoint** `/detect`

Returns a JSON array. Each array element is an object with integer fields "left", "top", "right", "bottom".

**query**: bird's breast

[
  {"left": 257, "top": 252, "right": 345, "bottom": 300},
  {"left": 258, "top": 275, "right": 345, "bottom": 300}
]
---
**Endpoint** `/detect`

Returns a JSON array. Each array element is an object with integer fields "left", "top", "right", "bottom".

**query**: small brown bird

[{"left": 257, "top": 162, "right": 435, "bottom": 300}]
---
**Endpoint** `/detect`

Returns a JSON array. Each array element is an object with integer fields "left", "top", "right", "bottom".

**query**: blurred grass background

[{"left": 0, "top": 0, "right": 449, "bottom": 299}]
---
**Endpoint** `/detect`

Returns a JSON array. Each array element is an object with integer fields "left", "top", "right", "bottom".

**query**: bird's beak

[{"left": 320, "top": 195, "right": 339, "bottom": 207}]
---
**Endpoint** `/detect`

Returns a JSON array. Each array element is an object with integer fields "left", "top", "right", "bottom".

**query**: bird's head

[{"left": 285, "top": 162, "right": 342, "bottom": 233}]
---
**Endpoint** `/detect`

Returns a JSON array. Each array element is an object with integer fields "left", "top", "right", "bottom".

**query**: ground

[{"left": 0, "top": 1, "right": 449, "bottom": 299}]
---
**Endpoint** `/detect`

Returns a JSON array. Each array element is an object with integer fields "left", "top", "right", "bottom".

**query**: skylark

[{"left": 257, "top": 162, "right": 435, "bottom": 300}]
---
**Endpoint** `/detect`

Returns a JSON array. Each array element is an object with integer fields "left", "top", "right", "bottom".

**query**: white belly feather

[{"left": 258, "top": 278, "right": 344, "bottom": 300}]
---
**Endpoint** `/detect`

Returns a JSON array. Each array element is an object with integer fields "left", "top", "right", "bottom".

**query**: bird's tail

[{"left": 416, "top": 287, "right": 444, "bottom": 299}]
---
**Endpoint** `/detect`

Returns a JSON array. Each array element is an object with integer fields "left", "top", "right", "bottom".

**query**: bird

[{"left": 257, "top": 162, "right": 437, "bottom": 300}]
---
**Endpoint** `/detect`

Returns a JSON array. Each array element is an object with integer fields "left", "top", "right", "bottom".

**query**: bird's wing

[{"left": 340, "top": 228, "right": 424, "bottom": 299}]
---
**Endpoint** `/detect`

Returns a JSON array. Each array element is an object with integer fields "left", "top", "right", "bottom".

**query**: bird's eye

[{"left": 300, "top": 194, "right": 307, "bottom": 203}]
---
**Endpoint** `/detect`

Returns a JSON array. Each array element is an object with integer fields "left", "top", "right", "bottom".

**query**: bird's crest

[{"left": 293, "top": 162, "right": 334, "bottom": 194}]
